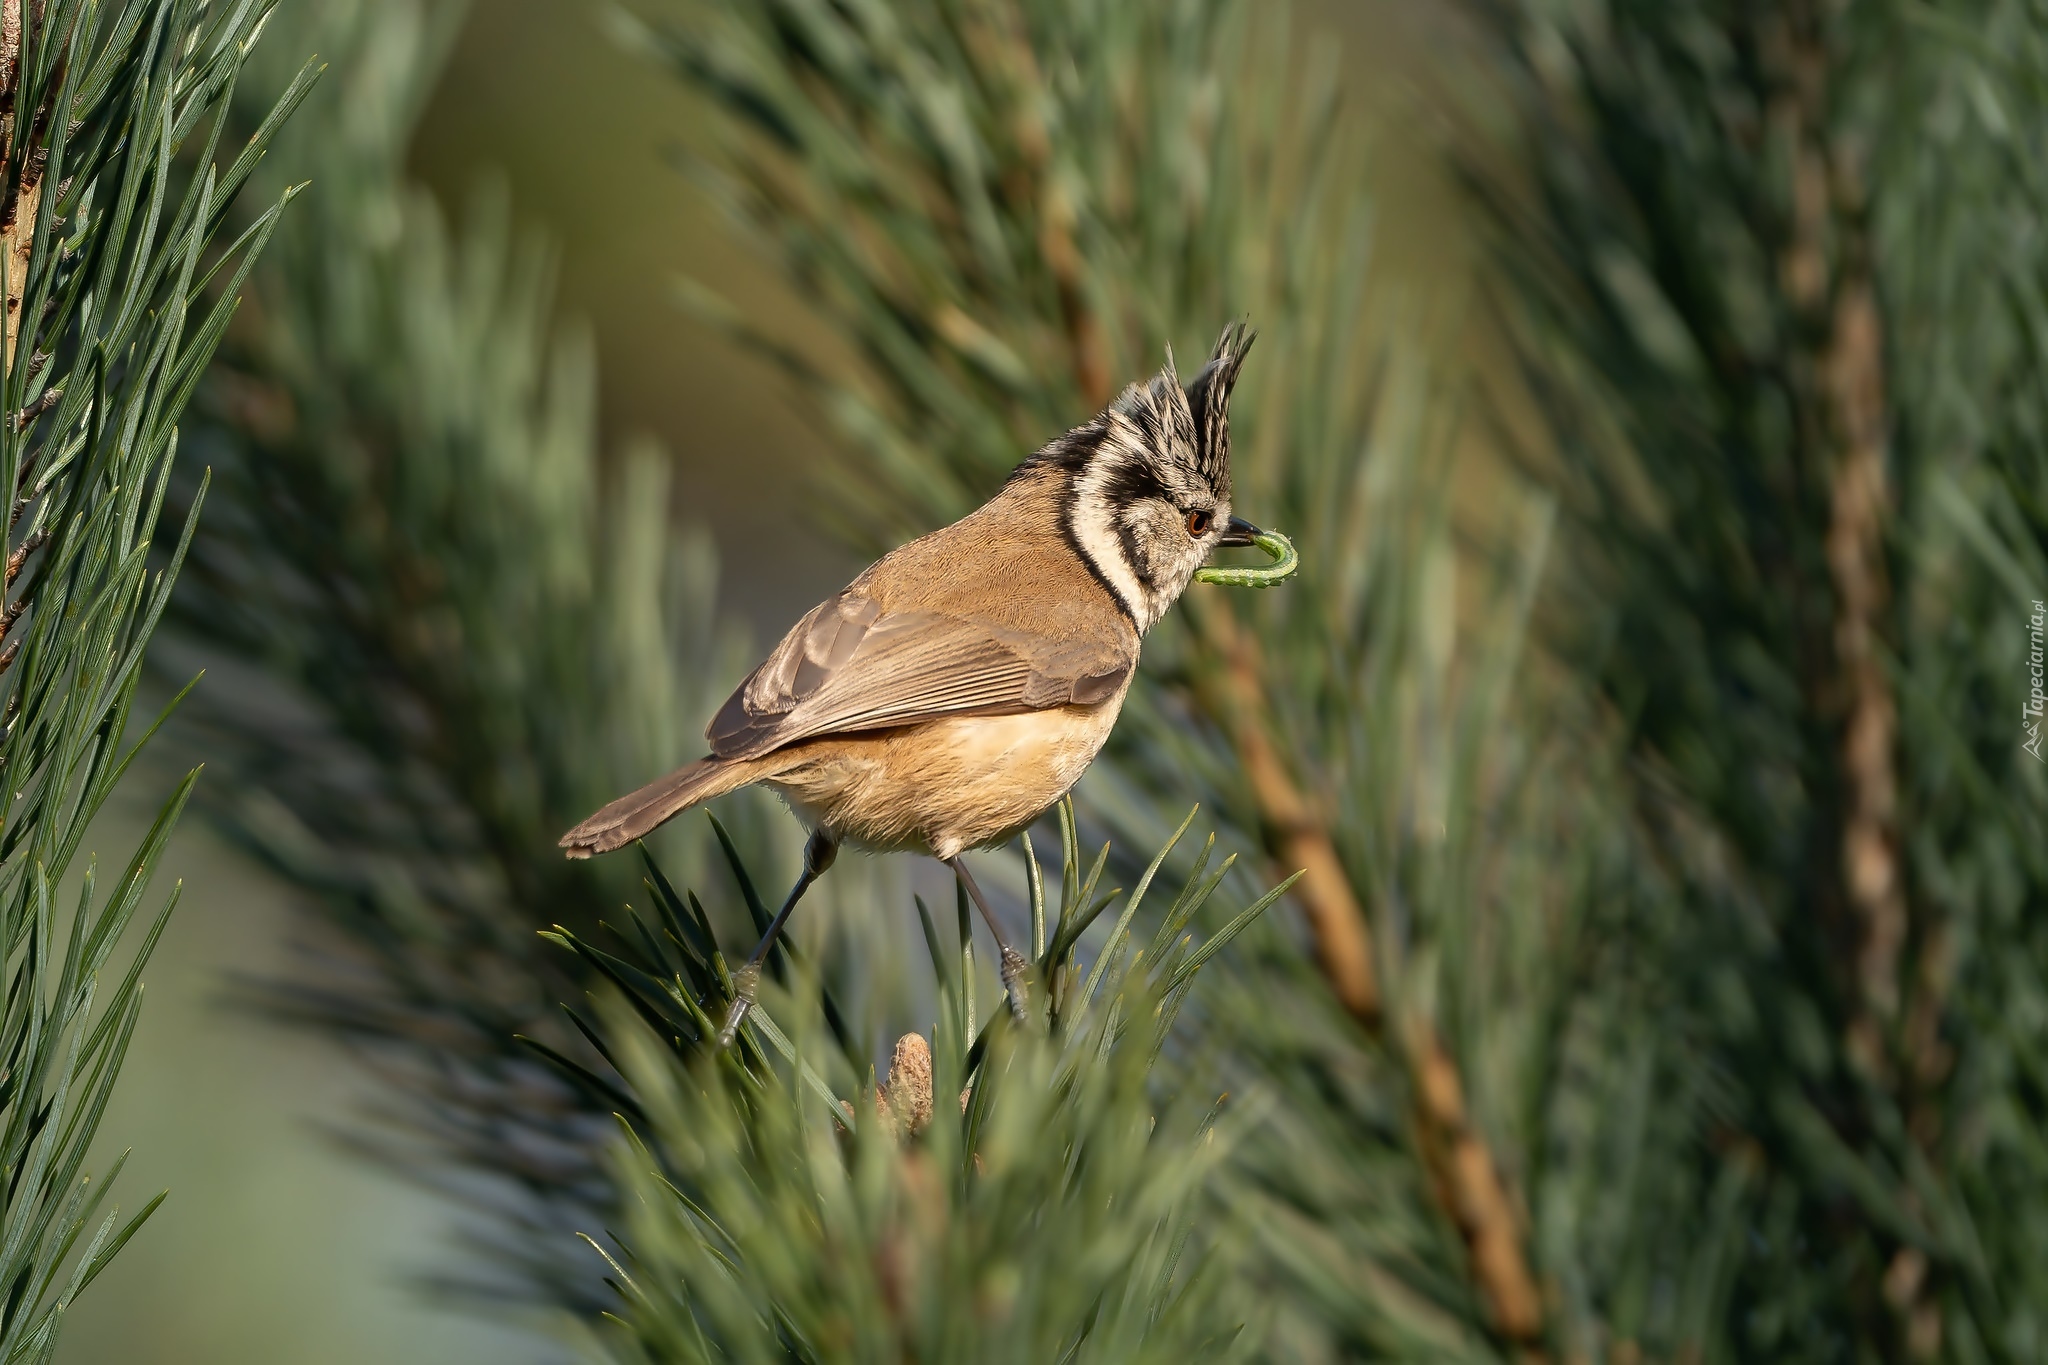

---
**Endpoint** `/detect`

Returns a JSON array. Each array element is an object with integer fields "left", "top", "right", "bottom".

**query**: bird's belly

[{"left": 764, "top": 700, "right": 1124, "bottom": 860}]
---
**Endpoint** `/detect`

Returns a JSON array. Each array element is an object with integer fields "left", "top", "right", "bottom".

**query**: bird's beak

[{"left": 1217, "top": 515, "right": 1262, "bottom": 547}]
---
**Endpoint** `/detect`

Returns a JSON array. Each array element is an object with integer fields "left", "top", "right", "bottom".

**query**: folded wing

[{"left": 707, "top": 589, "right": 1135, "bottom": 761}]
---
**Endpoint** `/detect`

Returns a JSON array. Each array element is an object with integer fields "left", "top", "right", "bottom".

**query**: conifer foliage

[
  {"left": 627, "top": 1, "right": 1599, "bottom": 1357},
  {"left": 167, "top": 0, "right": 748, "bottom": 1309},
  {"left": 1461, "top": 2, "right": 2048, "bottom": 1356},
  {"left": 169, "top": 0, "right": 2048, "bottom": 1362},
  {"left": 555, "top": 809, "right": 1289, "bottom": 1364},
  {"left": 0, "top": 0, "right": 310, "bottom": 1357}
]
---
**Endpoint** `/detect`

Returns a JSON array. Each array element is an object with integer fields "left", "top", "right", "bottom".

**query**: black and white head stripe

[
  {"left": 1009, "top": 323, "right": 1255, "bottom": 631},
  {"left": 1066, "top": 402, "right": 1181, "bottom": 627}
]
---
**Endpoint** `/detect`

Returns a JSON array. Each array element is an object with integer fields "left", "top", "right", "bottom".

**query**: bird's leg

[
  {"left": 718, "top": 829, "right": 839, "bottom": 1047},
  {"left": 946, "top": 854, "right": 1030, "bottom": 1021}
]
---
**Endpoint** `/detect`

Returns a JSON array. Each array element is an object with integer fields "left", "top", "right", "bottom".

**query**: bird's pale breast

[{"left": 761, "top": 685, "right": 1129, "bottom": 860}]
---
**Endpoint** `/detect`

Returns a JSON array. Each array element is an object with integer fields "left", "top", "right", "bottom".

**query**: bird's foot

[
  {"left": 718, "top": 964, "right": 762, "bottom": 1048},
  {"left": 999, "top": 945, "right": 1031, "bottom": 1021}
]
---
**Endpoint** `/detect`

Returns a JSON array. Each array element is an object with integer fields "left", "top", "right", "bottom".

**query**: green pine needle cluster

[
  {"left": 159, "top": 0, "right": 768, "bottom": 1310},
  {"left": 549, "top": 803, "right": 1285, "bottom": 1364},
  {"left": 0, "top": 0, "right": 310, "bottom": 1357},
  {"left": 147, "top": 0, "right": 2048, "bottom": 1362}
]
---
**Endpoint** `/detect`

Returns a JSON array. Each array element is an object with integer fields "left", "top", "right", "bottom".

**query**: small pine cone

[{"left": 877, "top": 1032, "right": 934, "bottom": 1135}]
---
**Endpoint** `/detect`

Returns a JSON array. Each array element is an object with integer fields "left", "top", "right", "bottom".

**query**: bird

[{"left": 560, "top": 322, "right": 1270, "bottom": 1043}]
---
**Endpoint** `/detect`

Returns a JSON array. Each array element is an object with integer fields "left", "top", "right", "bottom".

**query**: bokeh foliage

[
  {"left": 1457, "top": 1, "right": 2048, "bottom": 1357},
  {"left": 163, "top": 0, "right": 767, "bottom": 1309},
  {"left": 159, "top": 0, "right": 2048, "bottom": 1363}
]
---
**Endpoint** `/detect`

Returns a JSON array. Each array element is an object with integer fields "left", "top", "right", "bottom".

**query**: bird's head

[{"left": 1022, "top": 322, "right": 1261, "bottom": 631}]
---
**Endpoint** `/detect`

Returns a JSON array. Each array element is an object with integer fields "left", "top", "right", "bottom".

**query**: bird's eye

[{"left": 1184, "top": 508, "right": 1213, "bottom": 538}]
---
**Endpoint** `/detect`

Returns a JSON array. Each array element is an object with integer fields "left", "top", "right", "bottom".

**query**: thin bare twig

[
  {"left": 1773, "top": 7, "right": 1940, "bottom": 1356},
  {"left": 4, "top": 523, "right": 42, "bottom": 589},
  {"left": 10, "top": 384, "right": 55, "bottom": 431}
]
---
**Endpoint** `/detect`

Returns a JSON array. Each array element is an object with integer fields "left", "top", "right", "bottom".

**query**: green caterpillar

[{"left": 1194, "top": 529, "right": 1299, "bottom": 589}]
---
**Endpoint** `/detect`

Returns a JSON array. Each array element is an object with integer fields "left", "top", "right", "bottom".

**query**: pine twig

[
  {"left": 10, "top": 385, "right": 56, "bottom": 432},
  {"left": 1772, "top": 11, "right": 1910, "bottom": 1082},
  {"left": 1186, "top": 593, "right": 1379, "bottom": 1022},
  {"left": 2, "top": 523, "right": 50, "bottom": 671},
  {"left": 1823, "top": 270, "right": 1910, "bottom": 1068},
  {"left": 1409, "top": 1023, "right": 1546, "bottom": 1348},
  {"left": 1777, "top": 11, "right": 1940, "bottom": 1355},
  {"left": 0, "top": 0, "right": 24, "bottom": 375},
  {"left": 0, "top": 176, "right": 35, "bottom": 367},
  {"left": 0, "top": 0, "right": 59, "bottom": 375},
  {"left": 1186, "top": 563, "right": 1549, "bottom": 1353},
  {"left": 4, "top": 525, "right": 41, "bottom": 589}
]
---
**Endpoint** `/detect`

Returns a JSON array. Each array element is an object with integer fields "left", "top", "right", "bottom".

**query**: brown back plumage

[{"left": 709, "top": 466, "right": 1137, "bottom": 757}]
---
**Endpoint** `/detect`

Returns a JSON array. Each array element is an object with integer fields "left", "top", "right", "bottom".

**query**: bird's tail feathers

[{"left": 559, "top": 756, "right": 761, "bottom": 858}]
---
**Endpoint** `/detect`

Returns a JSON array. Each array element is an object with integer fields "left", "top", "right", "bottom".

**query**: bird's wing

[{"left": 706, "top": 589, "right": 1136, "bottom": 760}]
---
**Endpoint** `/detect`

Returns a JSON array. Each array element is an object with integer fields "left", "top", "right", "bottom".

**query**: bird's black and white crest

[
  {"left": 1183, "top": 319, "right": 1254, "bottom": 491},
  {"left": 1016, "top": 323, "right": 1257, "bottom": 632}
]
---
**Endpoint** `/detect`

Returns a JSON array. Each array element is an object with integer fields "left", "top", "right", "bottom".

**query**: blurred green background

[
  {"left": 36, "top": 0, "right": 2048, "bottom": 1351},
  {"left": 50, "top": 2, "right": 1444, "bottom": 1360},
  {"left": 31, "top": 0, "right": 2045, "bottom": 1357}
]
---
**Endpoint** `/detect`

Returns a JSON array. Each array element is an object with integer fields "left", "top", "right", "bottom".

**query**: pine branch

[
  {"left": 161, "top": 0, "right": 776, "bottom": 1312},
  {"left": 1767, "top": 2, "right": 1915, "bottom": 1090},
  {"left": 563, "top": 810, "right": 1281, "bottom": 1364},
  {"left": 1183, "top": 592, "right": 1378, "bottom": 1022},
  {"left": 0, "top": 0, "right": 309, "bottom": 1354}
]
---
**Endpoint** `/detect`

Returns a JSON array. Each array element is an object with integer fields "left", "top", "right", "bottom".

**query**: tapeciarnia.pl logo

[{"left": 2027, "top": 599, "right": 2046, "bottom": 762}]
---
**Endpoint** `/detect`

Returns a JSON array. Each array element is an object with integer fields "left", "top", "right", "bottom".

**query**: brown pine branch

[
  {"left": 0, "top": 0, "right": 61, "bottom": 377},
  {"left": 0, "top": 0, "right": 19, "bottom": 105},
  {"left": 9, "top": 382, "right": 54, "bottom": 431},
  {"left": 1040, "top": 185, "right": 1108, "bottom": 411},
  {"left": 1186, "top": 593, "right": 1380, "bottom": 1023},
  {"left": 1184, "top": 592, "right": 1547, "bottom": 1350},
  {"left": 0, "top": 0, "right": 25, "bottom": 373},
  {"left": 993, "top": 26, "right": 1110, "bottom": 413},
  {"left": 4, "top": 522, "right": 41, "bottom": 589},
  {"left": 1823, "top": 273, "right": 1908, "bottom": 1062},
  {"left": 1409, "top": 1023, "right": 1546, "bottom": 1346},
  {"left": 1771, "top": 0, "right": 1914, "bottom": 1083},
  {"left": 1, "top": 179, "right": 33, "bottom": 369},
  {"left": 1773, "top": 7, "right": 1941, "bottom": 1357}
]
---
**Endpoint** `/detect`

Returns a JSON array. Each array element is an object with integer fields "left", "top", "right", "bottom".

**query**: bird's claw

[
  {"left": 718, "top": 964, "right": 762, "bottom": 1048},
  {"left": 999, "top": 945, "right": 1031, "bottom": 1021}
]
